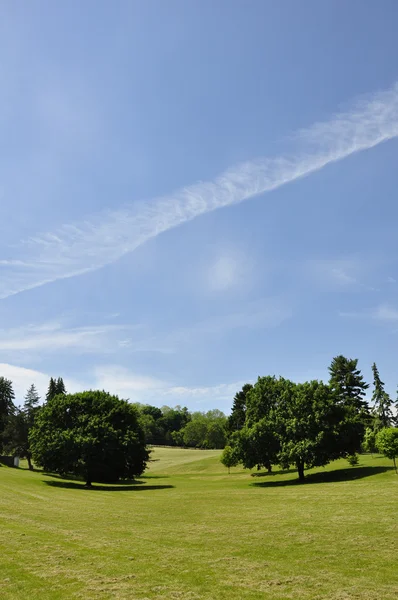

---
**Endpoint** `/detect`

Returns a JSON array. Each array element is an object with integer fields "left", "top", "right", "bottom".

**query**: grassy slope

[{"left": 0, "top": 449, "right": 397, "bottom": 600}]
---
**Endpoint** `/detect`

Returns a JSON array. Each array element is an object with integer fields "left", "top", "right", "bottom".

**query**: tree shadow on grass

[
  {"left": 43, "top": 480, "right": 174, "bottom": 492},
  {"left": 251, "top": 468, "right": 297, "bottom": 477},
  {"left": 252, "top": 466, "right": 395, "bottom": 487}
]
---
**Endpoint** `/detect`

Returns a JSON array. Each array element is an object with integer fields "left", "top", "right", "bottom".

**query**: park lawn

[{"left": 0, "top": 449, "right": 397, "bottom": 600}]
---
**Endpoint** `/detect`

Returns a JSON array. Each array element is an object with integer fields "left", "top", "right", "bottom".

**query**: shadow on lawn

[
  {"left": 44, "top": 480, "right": 174, "bottom": 491},
  {"left": 252, "top": 465, "right": 394, "bottom": 487}
]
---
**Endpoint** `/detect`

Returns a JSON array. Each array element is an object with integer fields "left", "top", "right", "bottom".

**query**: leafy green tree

[
  {"left": 376, "top": 428, "right": 398, "bottom": 474},
  {"left": 328, "top": 355, "right": 369, "bottom": 412},
  {"left": 205, "top": 420, "right": 227, "bottom": 449},
  {"left": 276, "top": 380, "right": 350, "bottom": 481},
  {"left": 371, "top": 363, "right": 394, "bottom": 431},
  {"left": 233, "top": 376, "right": 365, "bottom": 481},
  {"left": 220, "top": 445, "right": 239, "bottom": 473},
  {"left": 182, "top": 417, "right": 208, "bottom": 448},
  {"left": 363, "top": 427, "right": 378, "bottom": 455},
  {"left": 30, "top": 391, "right": 149, "bottom": 487},
  {"left": 236, "top": 376, "right": 294, "bottom": 472},
  {"left": 228, "top": 384, "right": 252, "bottom": 432},
  {"left": 0, "top": 377, "right": 16, "bottom": 449}
]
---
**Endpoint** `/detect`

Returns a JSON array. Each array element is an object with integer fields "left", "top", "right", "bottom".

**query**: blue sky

[{"left": 1, "top": 1, "right": 398, "bottom": 410}]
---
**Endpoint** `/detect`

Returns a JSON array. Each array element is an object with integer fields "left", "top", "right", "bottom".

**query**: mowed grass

[{"left": 0, "top": 449, "right": 397, "bottom": 600}]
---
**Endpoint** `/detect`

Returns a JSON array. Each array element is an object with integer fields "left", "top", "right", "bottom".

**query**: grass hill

[{"left": 0, "top": 448, "right": 397, "bottom": 599}]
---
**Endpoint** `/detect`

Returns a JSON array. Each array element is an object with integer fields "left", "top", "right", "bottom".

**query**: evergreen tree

[
  {"left": 2, "top": 384, "right": 41, "bottom": 469},
  {"left": 228, "top": 383, "right": 252, "bottom": 432},
  {"left": 0, "top": 377, "right": 16, "bottom": 449},
  {"left": 24, "top": 384, "right": 40, "bottom": 411},
  {"left": 328, "top": 355, "right": 369, "bottom": 413},
  {"left": 55, "top": 377, "right": 67, "bottom": 396},
  {"left": 45, "top": 378, "right": 57, "bottom": 402},
  {"left": 371, "top": 363, "right": 394, "bottom": 431}
]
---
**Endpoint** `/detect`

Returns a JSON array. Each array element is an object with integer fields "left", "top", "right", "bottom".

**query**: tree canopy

[
  {"left": 376, "top": 428, "right": 398, "bottom": 474},
  {"left": 30, "top": 391, "right": 149, "bottom": 486},
  {"left": 230, "top": 375, "right": 366, "bottom": 481}
]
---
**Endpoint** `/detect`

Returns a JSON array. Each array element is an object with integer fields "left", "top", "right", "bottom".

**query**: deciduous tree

[
  {"left": 30, "top": 391, "right": 149, "bottom": 487},
  {"left": 376, "top": 427, "right": 398, "bottom": 474}
]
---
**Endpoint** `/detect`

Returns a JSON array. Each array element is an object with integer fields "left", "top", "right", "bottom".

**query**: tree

[
  {"left": 228, "top": 384, "right": 252, "bottom": 433},
  {"left": 55, "top": 377, "right": 67, "bottom": 396},
  {"left": 376, "top": 428, "right": 398, "bottom": 474},
  {"left": 29, "top": 391, "right": 149, "bottom": 487},
  {"left": 4, "top": 384, "right": 41, "bottom": 469},
  {"left": 220, "top": 445, "right": 239, "bottom": 473},
  {"left": 371, "top": 363, "right": 394, "bottom": 431},
  {"left": 182, "top": 417, "right": 208, "bottom": 448},
  {"left": 232, "top": 376, "right": 365, "bottom": 481},
  {"left": 0, "top": 377, "right": 16, "bottom": 449},
  {"left": 45, "top": 378, "right": 57, "bottom": 402},
  {"left": 363, "top": 427, "right": 378, "bottom": 455},
  {"left": 328, "top": 355, "right": 369, "bottom": 412},
  {"left": 276, "top": 380, "right": 350, "bottom": 481}
]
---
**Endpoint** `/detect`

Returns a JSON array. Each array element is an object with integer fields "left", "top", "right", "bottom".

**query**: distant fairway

[{"left": 0, "top": 448, "right": 397, "bottom": 599}]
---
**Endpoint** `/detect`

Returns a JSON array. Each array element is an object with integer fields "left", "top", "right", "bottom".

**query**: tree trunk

[
  {"left": 27, "top": 455, "right": 33, "bottom": 471},
  {"left": 297, "top": 460, "right": 305, "bottom": 482},
  {"left": 267, "top": 464, "right": 272, "bottom": 474},
  {"left": 394, "top": 457, "right": 397, "bottom": 475},
  {"left": 85, "top": 480, "right": 93, "bottom": 488}
]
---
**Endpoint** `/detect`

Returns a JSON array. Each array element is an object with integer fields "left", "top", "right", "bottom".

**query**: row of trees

[
  {"left": 0, "top": 376, "right": 67, "bottom": 469},
  {"left": 135, "top": 404, "right": 227, "bottom": 449},
  {"left": 0, "top": 375, "right": 228, "bottom": 471},
  {"left": 222, "top": 356, "right": 398, "bottom": 480}
]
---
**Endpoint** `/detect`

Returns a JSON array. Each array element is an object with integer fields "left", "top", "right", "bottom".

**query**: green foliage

[
  {"left": 363, "top": 427, "right": 378, "bottom": 454},
  {"left": 232, "top": 375, "right": 365, "bottom": 481},
  {"left": 45, "top": 377, "right": 57, "bottom": 402},
  {"left": 180, "top": 410, "right": 227, "bottom": 449},
  {"left": 376, "top": 428, "right": 398, "bottom": 473},
  {"left": 328, "top": 355, "right": 369, "bottom": 412},
  {"left": 347, "top": 453, "right": 359, "bottom": 466},
  {"left": 30, "top": 391, "right": 149, "bottom": 485},
  {"left": 0, "top": 377, "right": 16, "bottom": 449},
  {"left": 371, "top": 363, "right": 394, "bottom": 431},
  {"left": 220, "top": 445, "right": 239, "bottom": 473},
  {"left": 3, "top": 384, "right": 41, "bottom": 469},
  {"left": 228, "top": 383, "right": 252, "bottom": 433}
]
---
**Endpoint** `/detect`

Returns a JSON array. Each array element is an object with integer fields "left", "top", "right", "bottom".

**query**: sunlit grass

[{"left": 0, "top": 448, "right": 397, "bottom": 599}]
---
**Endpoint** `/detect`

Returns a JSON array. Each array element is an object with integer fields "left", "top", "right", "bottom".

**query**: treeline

[
  {"left": 0, "top": 377, "right": 67, "bottom": 469},
  {"left": 1, "top": 356, "right": 398, "bottom": 480},
  {"left": 132, "top": 404, "right": 227, "bottom": 449},
  {"left": 0, "top": 376, "right": 228, "bottom": 469},
  {"left": 222, "top": 356, "right": 398, "bottom": 479}
]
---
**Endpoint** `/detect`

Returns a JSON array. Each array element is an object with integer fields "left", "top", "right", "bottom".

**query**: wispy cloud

[
  {"left": 307, "top": 257, "right": 378, "bottom": 291},
  {"left": 2, "top": 83, "right": 398, "bottom": 299},
  {"left": 0, "top": 321, "right": 140, "bottom": 354},
  {"left": 339, "top": 303, "right": 398, "bottom": 322}
]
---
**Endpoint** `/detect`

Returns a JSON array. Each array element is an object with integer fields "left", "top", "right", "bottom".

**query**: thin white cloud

[
  {"left": 339, "top": 303, "right": 398, "bottom": 322},
  {"left": 0, "top": 321, "right": 139, "bottom": 354},
  {"left": 2, "top": 82, "right": 398, "bottom": 299}
]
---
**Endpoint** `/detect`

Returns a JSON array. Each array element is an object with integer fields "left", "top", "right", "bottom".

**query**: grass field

[{"left": 0, "top": 448, "right": 397, "bottom": 600}]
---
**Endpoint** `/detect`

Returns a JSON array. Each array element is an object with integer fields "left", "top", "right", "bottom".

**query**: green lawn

[{"left": 0, "top": 449, "right": 397, "bottom": 599}]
